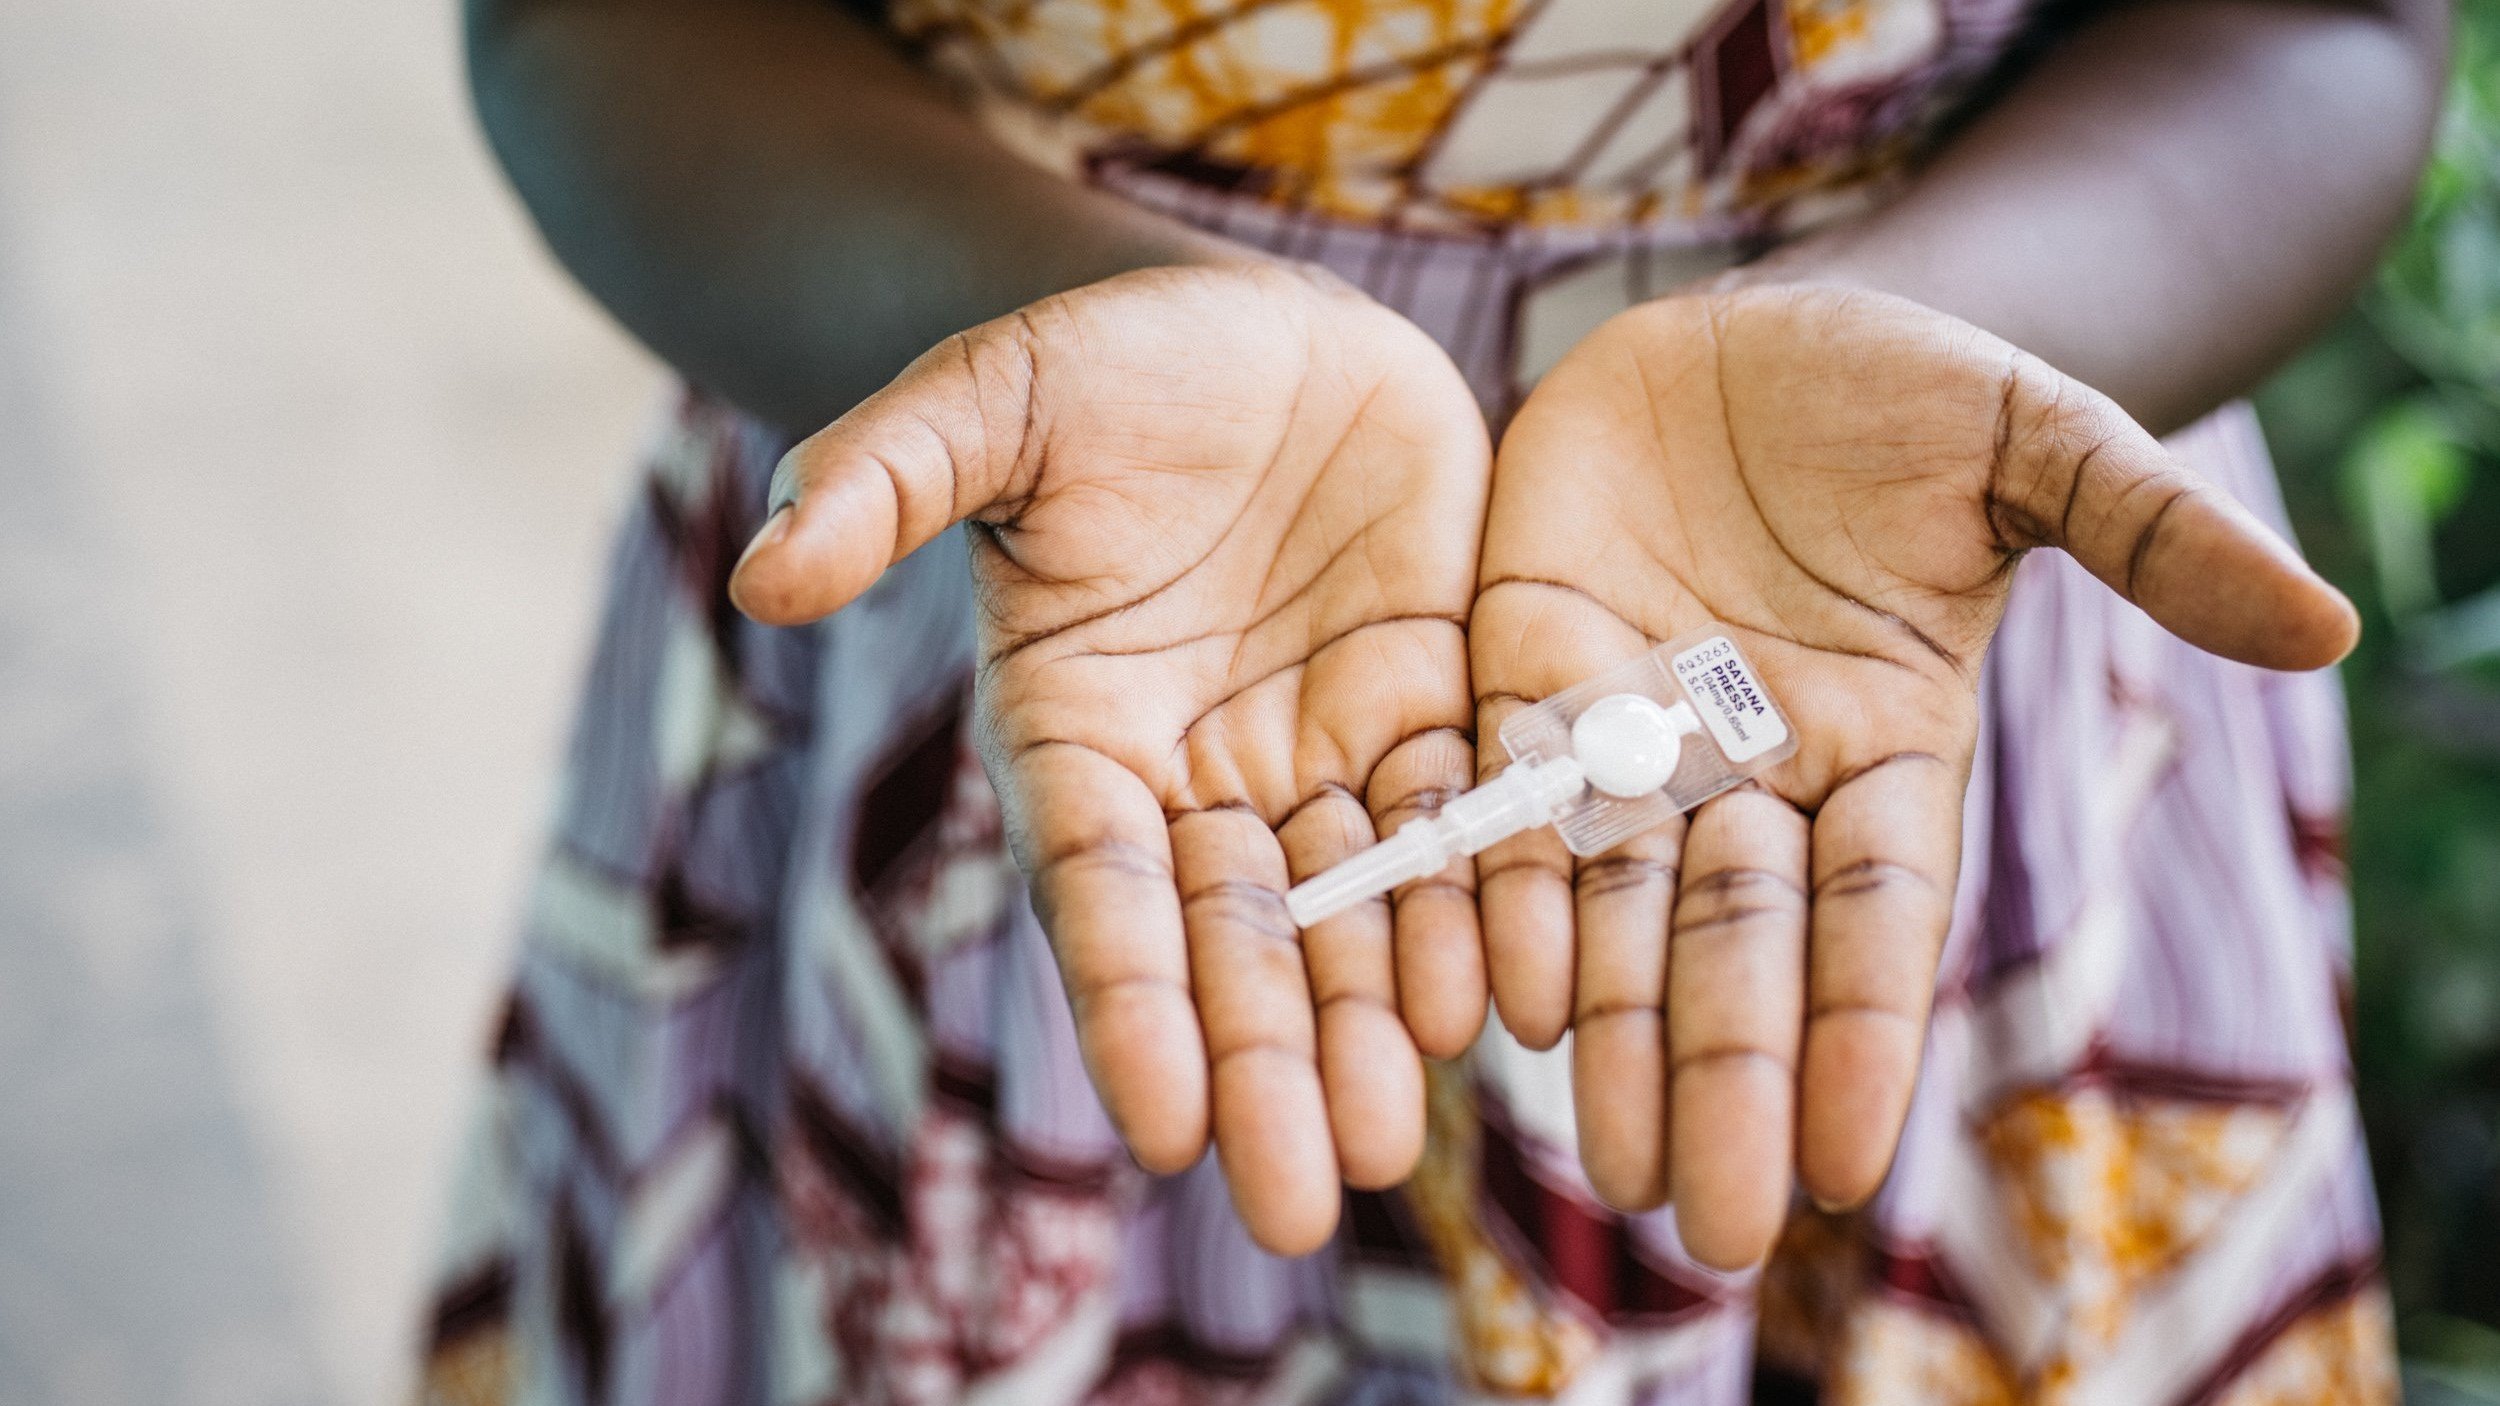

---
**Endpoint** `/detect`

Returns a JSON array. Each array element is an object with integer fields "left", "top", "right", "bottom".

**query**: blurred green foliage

[{"left": 2252, "top": 0, "right": 2500, "bottom": 1388}]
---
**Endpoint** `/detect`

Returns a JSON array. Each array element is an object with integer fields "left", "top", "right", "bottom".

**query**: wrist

[{"left": 1698, "top": 228, "right": 1891, "bottom": 299}]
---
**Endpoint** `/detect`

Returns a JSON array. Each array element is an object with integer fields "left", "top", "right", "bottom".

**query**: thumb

[
  {"left": 729, "top": 317, "right": 1038, "bottom": 625},
  {"left": 1993, "top": 359, "right": 2359, "bottom": 672}
]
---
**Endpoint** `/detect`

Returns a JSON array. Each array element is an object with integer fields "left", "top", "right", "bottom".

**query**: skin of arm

[
  {"left": 465, "top": 0, "right": 1247, "bottom": 437},
  {"left": 1733, "top": 0, "right": 2452, "bottom": 435}
]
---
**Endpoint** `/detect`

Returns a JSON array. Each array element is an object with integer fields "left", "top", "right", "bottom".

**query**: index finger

[{"left": 1006, "top": 740, "right": 1206, "bottom": 1175}]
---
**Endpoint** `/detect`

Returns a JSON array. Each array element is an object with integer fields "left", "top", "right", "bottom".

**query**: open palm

[
  {"left": 1471, "top": 286, "right": 2357, "bottom": 1268},
  {"left": 730, "top": 264, "right": 1492, "bottom": 1255}
]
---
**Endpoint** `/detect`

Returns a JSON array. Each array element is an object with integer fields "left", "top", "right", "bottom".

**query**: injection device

[{"left": 1284, "top": 627, "right": 1797, "bottom": 929}]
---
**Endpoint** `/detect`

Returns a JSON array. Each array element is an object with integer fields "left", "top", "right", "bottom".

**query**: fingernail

[
  {"left": 735, "top": 505, "right": 793, "bottom": 579},
  {"left": 766, "top": 448, "right": 806, "bottom": 517}
]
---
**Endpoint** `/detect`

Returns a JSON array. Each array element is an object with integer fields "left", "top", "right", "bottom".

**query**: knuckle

[
  {"left": 1673, "top": 864, "right": 1805, "bottom": 937},
  {"left": 1812, "top": 857, "right": 1938, "bottom": 902},
  {"left": 1182, "top": 879, "right": 1299, "bottom": 944},
  {"left": 1672, "top": 1044, "right": 1794, "bottom": 1079},
  {"left": 1808, "top": 999, "right": 1925, "bottom": 1033},
  {"left": 1579, "top": 854, "right": 1679, "bottom": 899},
  {"left": 1988, "top": 354, "right": 2104, "bottom": 547}
]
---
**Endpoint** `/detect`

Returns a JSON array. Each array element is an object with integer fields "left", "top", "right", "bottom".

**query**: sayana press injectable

[{"left": 1285, "top": 626, "right": 1798, "bottom": 929}]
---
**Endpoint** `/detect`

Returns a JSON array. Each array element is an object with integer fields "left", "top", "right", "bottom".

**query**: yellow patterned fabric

[
  {"left": 1827, "top": 1299, "right": 2022, "bottom": 1406},
  {"left": 1404, "top": 1062, "right": 1600, "bottom": 1394},
  {"left": 896, "top": 0, "right": 1999, "bottom": 232},
  {"left": 2210, "top": 1288, "right": 2399, "bottom": 1406},
  {"left": 1980, "top": 1088, "right": 2293, "bottom": 1368}
]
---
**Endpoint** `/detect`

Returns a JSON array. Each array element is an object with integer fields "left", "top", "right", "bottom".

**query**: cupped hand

[
  {"left": 730, "top": 264, "right": 1494, "bottom": 1255},
  {"left": 1471, "top": 285, "right": 2356, "bottom": 1268}
]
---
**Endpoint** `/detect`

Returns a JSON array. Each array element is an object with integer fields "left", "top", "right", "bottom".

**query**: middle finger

[
  {"left": 1170, "top": 806, "right": 1341, "bottom": 1256},
  {"left": 1571, "top": 816, "right": 1685, "bottom": 1210}
]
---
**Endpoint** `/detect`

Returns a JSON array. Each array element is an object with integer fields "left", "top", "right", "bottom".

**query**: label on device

[{"left": 1671, "top": 636, "right": 1788, "bottom": 763}]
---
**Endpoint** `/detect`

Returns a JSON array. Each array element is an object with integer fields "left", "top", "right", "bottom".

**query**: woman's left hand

[{"left": 1469, "top": 285, "right": 2357, "bottom": 1268}]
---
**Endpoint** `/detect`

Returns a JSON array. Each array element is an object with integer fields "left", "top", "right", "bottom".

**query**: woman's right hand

[{"left": 730, "top": 263, "right": 1493, "bottom": 1255}]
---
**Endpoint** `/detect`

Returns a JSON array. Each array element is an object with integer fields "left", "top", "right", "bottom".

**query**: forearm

[
  {"left": 1740, "top": 0, "right": 2448, "bottom": 434},
  {"left": 467, "top": 0, "right": 1240, "bottom": 435}
]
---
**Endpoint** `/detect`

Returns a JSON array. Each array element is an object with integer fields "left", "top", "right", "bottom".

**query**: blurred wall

[{"left": 0, "top": 0, "right": 661, "bottom": 1400}]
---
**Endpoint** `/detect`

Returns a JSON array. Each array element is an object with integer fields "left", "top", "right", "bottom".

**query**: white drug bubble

[{"left": 1570, "top": 694, "right": 1700, "bottom": 798}]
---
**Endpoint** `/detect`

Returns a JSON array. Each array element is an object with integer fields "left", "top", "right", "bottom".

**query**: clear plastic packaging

[{"left": 1284, "top": 626, "right": 1796, "bottom": 929}]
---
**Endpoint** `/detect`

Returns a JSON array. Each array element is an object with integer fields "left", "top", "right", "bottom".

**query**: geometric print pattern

[
  {"left": 897, "top": 0, "right": 2019, "bottom": 232},
  {"left": 1979, "top": 1086, "right": 2295, "bottom": 1374}
]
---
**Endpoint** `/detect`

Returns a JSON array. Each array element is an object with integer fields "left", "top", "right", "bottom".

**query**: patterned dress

[{"left": 417, "top": 0, "right": 2398, "bottom": 1397}]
